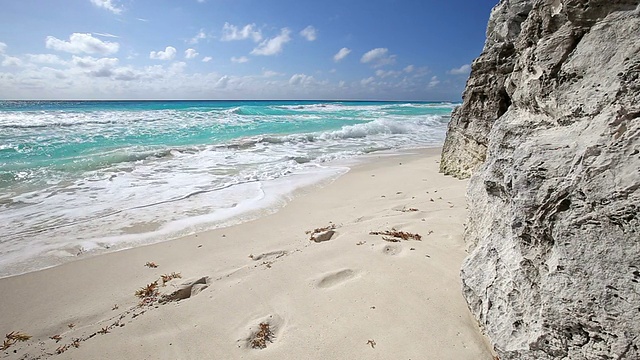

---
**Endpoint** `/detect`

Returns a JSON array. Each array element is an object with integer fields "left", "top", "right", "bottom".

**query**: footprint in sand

[
  {"left": 164, "top": 276, "right": 211, "bottom": 301},
  {"left": 314, "top": 269, "right": 358, "bottom": 289}
]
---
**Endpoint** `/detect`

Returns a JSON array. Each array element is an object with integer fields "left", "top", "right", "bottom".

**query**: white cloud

[
  {"left": 360, "top": 77, "right": 375, "bottom": 86},
  {"left": 263, "top": 70, "right": 280, "bottom": 77},
  {"left": 0, "top": 42, "right": 7, "bottom": 54},
  {"left": 149, "top": 46, "right": 176, "bottom": 60},
  {"left": 428, "top": 76, "right": 440, "bottom": 88},
  {"left": 289, "top": 73, "right": 315, "bottom": 86},
  {"left": 448, "top": 64, "right": 471, "bottom": 75},
  {"left": 231, "top": 56, "right": 249, "bottom": 63},
  {"left": 360, "top": 48, "right": 396, "bottom": 67},
  {"left": 202, "top": 56, "right": 212, "bottom": 63},
  {"left": 2, "top": 56, "right": 23, "bottom": 67},
  {"left": 137, "top": 18, "right": 148, "bottom": 22},
  {"left": 251, "top": 28, "right": 291, "bottom": 56},
  {"left": 92, "top": 32, "right": 119, "bottom": 38},
  {"left": 404, "top": 65, "right": 414, "bottom": 73},
  {"left": 221, "top": 23, "right": 262, "bottom": 42},
  {"left": 71, "top": 55, "right": 119, "bottom": 77},
  {"left": 375, "top": 69, "right": 400, "bottom": 78},
  {"left": 90, "top": 0, "right": 123, "bottom": 14},
  {"left": 300, "top": 26, "right": 317, "bottom": 41},
  {"left": 189, "top": 29, "right": 208, "bottom": 44},
  {"left": 72, "top": 55, "right": 118, "bottom": 69},
  {"left": 27, "top": 54, "right": 66, "bottom": 65},
  {"left": 185, "top": 48, "right": 199, "bottom": 59},
  {"left": 46, "top": 33, "right": 119, "bottom": 55},
  {"left": 215, "top": 75, "right": 230, "bottom": 89},
  {"left": 333, "top": 47, "right": 351, "bottom": 62}
]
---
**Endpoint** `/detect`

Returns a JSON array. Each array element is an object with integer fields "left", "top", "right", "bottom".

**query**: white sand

[{"left": 0, "top": 148, "right": 493, "bottom": 359}]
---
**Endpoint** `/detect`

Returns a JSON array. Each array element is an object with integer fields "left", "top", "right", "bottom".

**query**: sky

[{"left": 0, "top": 0, "right": 498, "bottom": 101}]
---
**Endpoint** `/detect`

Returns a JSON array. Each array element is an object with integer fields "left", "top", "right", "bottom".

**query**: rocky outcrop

[
  {"left": 440, "top": 0, "right": 533, "bottom": 179},
  {"left": 442, "top": 0, "right": 640, "bottom": 359}
]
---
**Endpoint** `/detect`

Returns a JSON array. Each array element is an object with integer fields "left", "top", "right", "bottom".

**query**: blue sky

[{"left": 0, "top": 0, "right": 497, "bottom": 100}]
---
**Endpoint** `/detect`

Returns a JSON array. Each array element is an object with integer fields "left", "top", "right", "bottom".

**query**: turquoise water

[{"left": 0, "top": 100, "right": 456, "bottom": 277}]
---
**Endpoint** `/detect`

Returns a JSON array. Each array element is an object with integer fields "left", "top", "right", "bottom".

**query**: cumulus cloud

[
  {"left": 0, "top": 42, "right": 8, "bottom": 53},
  {"left": 448, "top": 64, "right": 471, "bottom": 75},
  {"left": 72, "top": 55, "right": 118, "bottom": 69},
  {"left": 231, "top": 56, "right": 249, "bottom": 63},
  {"left": 71, "top": 55, "right": 119, "bottom": 77},
  {"left": 333, "top": 47, "right": 351, "bottom": 62},
  {"left": 299, "top": 26, "right": 317, "bottom": 41},
  {"left": 90, "top": 0, "right": 123, "bottom": 14},
  {"left": 289, "top": 73, "right": 316, "bottom": 86},
  {"left": 360, "top": 77, "right": 375, "bottom": 86},
  {"left": 189, "top": 29, "right": 208, "bottom": 44},
  {"left": 149, "top": 46, "right": 176, "bottom": 60},
  {"left": 202, "top": 56, "right": 212, "bottom": 62},
  {"left": 215, "top": 75, "right": 230, "bottom": 89},
  {"left": 404, "top": 65, "right": 414, "bottom": 73},
  {"left": 428, "top": 76, "right": 440, "bottom": 88},
  {"left": 221, "top": 23, "right": 262, "bottom": 42},
  {"left": 46, "top": 33, "right": 119, "bottom": 55},
  {"left": 27, "top": 54, "right": 66, "bottom": 65},
  {"left": 251, "top": 28, "right": 291, "bottom": 56},
  {"left": 263, "top": 70, "right": 280, "bottom": 77},
  {"left": 185, "top": 48, "right": 199, "bottom": 59},
  {"left": 2, "top": 56, "right": 23, "bottom": 67},
  {"left": 360, "top": 48, "right": 396, "bottom": 67},
  {"left": 375, "top": 69, "right": 400, "bottom": 78}
]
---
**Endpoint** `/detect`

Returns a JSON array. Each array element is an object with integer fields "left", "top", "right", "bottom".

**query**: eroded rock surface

[{"left": 443, "top": 0, "right": 640, "bottom": 359}]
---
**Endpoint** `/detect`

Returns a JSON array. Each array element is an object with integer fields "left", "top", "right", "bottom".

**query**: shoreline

[{"left": 0, "top": 147, "right": 493, "bottom": 359}]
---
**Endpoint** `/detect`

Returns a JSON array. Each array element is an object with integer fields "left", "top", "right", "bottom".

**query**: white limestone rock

[{"left": 442, "top": 0, "right": 640, "bottom": 359}]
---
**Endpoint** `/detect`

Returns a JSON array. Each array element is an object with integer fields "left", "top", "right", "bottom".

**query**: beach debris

[
  {"left": 428, "top": 230, "right": 434, "bottom": 235},
  {"left": 144, "top": 261, "right": 158, "bottom": 268},
  {"left": 71, "top": 338, "right": 81, "bottom": 348},
  {"left": 50, "top": 334, "right": 62, "bottom": 342},
  {"left": 112, "top": 304, "right": 119, "bottom": 310},
  {"left": 161, "top": 272, "right": 182, "bottom": 286},
  {"left": 135, "top": 281, "right": 159, "bottom": 299},
  {"left": 98, "top": 327, "right": 110, "bottom": 335},
  {"left": 397, "top": 207, "right": 419, "bottom": 212},
  {"left": 1, "top": 331, "right": 32, "bottom": 351},
  {"left": 6, "top": 331, "right": 31, "bottom": 342},
  {"left": 369, "top": 228, "right": 422, "bottom": 241},
  {"left": 1, "top": 340, "right": 13, "bottom": 351},
  {"left": 250, "top": 323, "right": 275, "bottom": 349},
  {"left": 356, "top": 241, "right": 366, "bottom": 245},
  {"left": 367, "top": 339, "right": 376, "bottom": 348},
  {"left": 382, "top": 236, "right": 401, "bottom": 243},
  {"left": 56, "top": 345, "right": 69, "bottom": 354},
  {"left": 67, "top": 323, "right": 75, "bottom": 329},
  {"left": 306, "top": 223, "right": 337, "bottom": 242}
]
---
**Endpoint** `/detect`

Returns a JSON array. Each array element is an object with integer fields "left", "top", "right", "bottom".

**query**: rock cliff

[{"left": 442, "top": 0, "right": 640, "bottom": 359}]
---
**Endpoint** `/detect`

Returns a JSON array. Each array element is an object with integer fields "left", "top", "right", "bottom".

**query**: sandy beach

[{"left": 0, "top": 148, "right": 492, "bottom": 359}]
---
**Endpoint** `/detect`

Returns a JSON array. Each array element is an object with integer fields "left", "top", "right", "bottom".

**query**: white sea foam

[{"left": 0, "top": 101, "right": 454, "bottom": 278}]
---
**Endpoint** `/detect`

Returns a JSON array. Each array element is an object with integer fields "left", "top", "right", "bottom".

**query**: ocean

[{"left": 0, "top": 100, "right": 455, "bottom": 277}]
